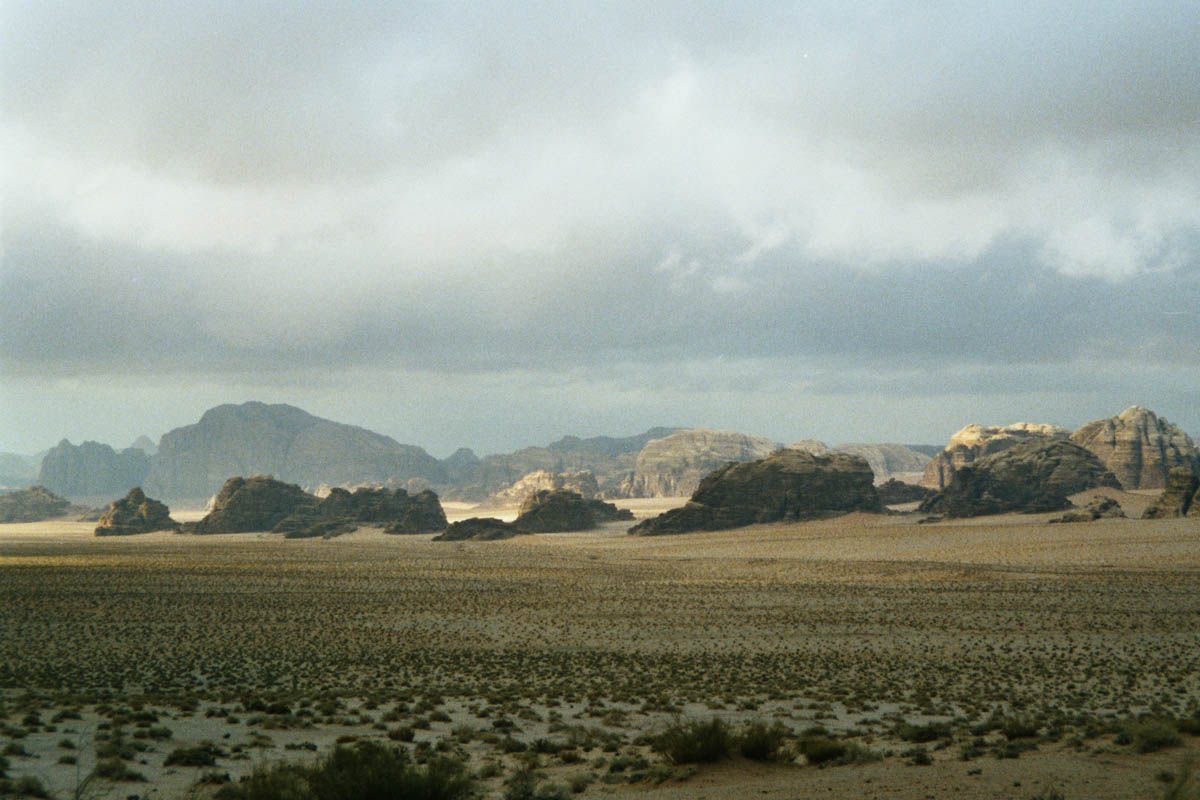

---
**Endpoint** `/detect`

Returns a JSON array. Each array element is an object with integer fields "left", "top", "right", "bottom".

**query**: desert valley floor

[{"left": 1, "top": 496, "right": 1198, "bottom": 799}]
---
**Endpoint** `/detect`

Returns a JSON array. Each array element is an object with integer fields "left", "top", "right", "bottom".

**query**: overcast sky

[{"left": 2, "top": 1, "right": 1198, "bottom": 457}]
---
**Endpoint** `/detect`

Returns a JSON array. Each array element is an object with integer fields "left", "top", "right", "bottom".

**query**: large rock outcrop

[
  {"left": 273, "top": 486, "right": 448, "bottom": 538},
  {"left": 147, "top": 402, "right": 447, "bottom": 501},
  {"left": 1070, "top": 406, "right": 1200, "bottom": 490},
  {"left": 94, "top": 488, "right": 177, "bottom": 536},
  {"left": 834, "top": 444, "right": 933, "bottom": 485},
  {"left": 876, "top": 479, "right": 931, "bottom": 505},
  {"left": 488, "top": 469, "right": 601, "bottom": 505},
  {"left": 37, "top": 439, "right": 151, "bottom": 499},
  {"left": 620, "top": 428, "right": 779, "bottom": 498},
  {"left": 1142, "top": 467, "right": 1200, "bottom": 519},
  {"left": 629, "top": 449, "right": 881, "bottom": 536},
  {"left": 0, "top": 486, "right": 71, "bottom": 523},
  {"left": 1051, "top": 496, "right": 1126, "bottom": 523},
  {"left": 918, "top": 439, "right": 1120, "bottom": 518},
  {"left": 432, "top": 489, "right": 632, "bottom": 540},
  {"left": 184, "top": 475, "right": 318, "bottom": 534},
  {"left": 920, "top": 423, "right": 1070, "bottom": 490},
  {"left": 434, "top": 517, "right": 516, "bottom": 542}
]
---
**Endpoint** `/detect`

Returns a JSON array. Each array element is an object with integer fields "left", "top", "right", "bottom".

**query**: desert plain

[{"left": 1, "top": 492, "right": 1198, "bottom": 799}]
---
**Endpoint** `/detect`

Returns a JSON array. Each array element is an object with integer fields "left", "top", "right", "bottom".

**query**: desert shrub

[
  {"left": 737, "top": 720, "right": 789, "bottom": 761},
  {"left": 95, "top": 757, "right": 146, "bottom": 781},
  {"left": 164, "top": 745, "right": 219, "bottom": 767},
  {"left": 895, "top": 721, "right": 951, "bottom": 743},
  {"left": 652, "top": 718, "right": 732, "bottom": 764},
  {"left": 1177, "top": 717, "right": 1200, "bottom": 736},
  {"left": 2, "top": 743, "right": 27, "bottom": 757},
  {"left": 903, "top": 745, "right": 933, "bottom": 765},
  {"left": 1002, "top": 715, "right": 1040, "bottom": 740},
  {"left": 1130, "top": 720, "right": 1181, "bottom": 754},
  {"left": 0, "top": 775, "right": 51, "bottom": 798},
  {"left": 1163, "top": 761, "right": 1199, "bottom": 800},
  {"left": 798, "top": 735, "right": 845, "bottom": 764}
]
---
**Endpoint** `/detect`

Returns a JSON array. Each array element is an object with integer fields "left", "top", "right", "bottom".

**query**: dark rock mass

[
  {"left": 876, "top": 479, "right": 931, "bottom": 505},
  {"left": 184, "top": 475, "right": 318, "bottom": 534},
  {"left": 1050, "top": 496, "right": 1126, "bottom": 523},
  {"left": 273, "top": 486, "right": 448, "bottom": 537},
  {"left": 0, "top": 486, "right": 71, "bottom": 523},
  {"left": 1142, "top": 467, "right": 1200, "bottom": 519},
  {"left": 629, "top": 449, "right": 882, "bottom": 536},
  {"left": 918, "top": 439, "right": 1121, "bottom": 518},
  {"left": 512, "top": 489, "right": 632, "bottom": 533},
  {"left": 38, "top": 439, "right": 151, "bottom": 499},
  {"left": 146, "top": 402, "right": 447, "bottom": 500},
  {"left": 94, "top": 487, "right": 177, "bottom": 536},
  {"left": 1070, "top": 406, "right": 1200, "bottom": 490},
  {"left": 920, "top": 423, "right": 1069, "bottom": 490},
  {"left": 433, "top": 517, "right": 517, "bottom": 541}
]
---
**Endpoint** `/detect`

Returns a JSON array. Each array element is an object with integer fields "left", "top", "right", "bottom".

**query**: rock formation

[
  {"left": 1142, "top": 467, "right": 1200, "bottom": 519},
  {"left": 488, "top": 469, "right": 601, "bottom": 505},
  {"left": 920, "top": 423, "right": 1070, "bottom": 490},
  {"left": 128, "top": 436, "right": 158, "bottom": 456},
  {"left": 272, "top": 486, "right": 448, "bottom": 538},
  {"left": 513, "top": 489, "right": 632, "bottom": 532},
  {"left": 834, "top": 444, "right": 933, "bottom": 485},
  {"left": 1070, "top": 406, "right": 1200, "bottom": 490},
  {"left": 94, "top": 487, "right": 177, "bottom": 536},
  {"left": 620, "top": 428, "right": 779, "bottom": 498},
  {"left": 147, "top": 402, "right": 447, "bottom": 501},
  {"left": 433, "top": 517, "right": 516, "bottom": 541},
  {"left": 0, "top": 452, "right": 41, "bottom": 491},
  {"left": 876, "top": 479, "right": 930, "bottom": 505},
  {"left": 918, "top": 439, "right": 1120, "bottom": 518},
  {"left": 629, "top": 449, "right": 881, "bottom": 536},
  {"left": 0, "top": 486, "right": 71, "bottom": 523},
  {"left": 1050, "top": 496, "right": 1126, "bottom": 523},
  {"left": 183, "top": 475, "right": 318, "bottom": 534},
  {"left": 37, "top": 439, "right": 151, "bottom": 499}
]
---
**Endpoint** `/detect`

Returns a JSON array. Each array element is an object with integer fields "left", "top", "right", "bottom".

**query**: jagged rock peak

[
  {"left": 1070, "top": 406, "right": 1200, "bottom": 490},
  {"left": 920, "top": 422, "right": 1069, "bottom": 490},
  {"left": 629, "top": 448, "right": 881, "bottom": 536},
  {"left": 94, "top": 487, "right": 177, "bottom": 536}
]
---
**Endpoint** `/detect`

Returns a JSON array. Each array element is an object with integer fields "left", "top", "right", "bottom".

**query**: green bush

[
  {"left": 1130, "top": 721, "right": 1181, "bottom": 754},
  {"left": 0, "top": 775, "right": 51, "bottom": 798},
  {"left": 95, "top": 757, "right": 147, "bottom": 781},
  {"left": 164, "top": 745, "right": 220, "bottom": 767},
  {"left": 215, "top": 741, "right": 473, "bottom": 800},
  {"left": 798, "top": 735, "right": 845, "bottom": 764},
  {"left": 652, "top": 718, "right": 732, "bottom": 764},
  {"left": 737, "top": 720, "right": 789, "bottom": 761}
]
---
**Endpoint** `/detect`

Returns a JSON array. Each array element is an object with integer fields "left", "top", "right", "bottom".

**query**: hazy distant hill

[
  {"left": 146, "top": 402, "right": 447, "bottom": 500},
  {"left": 440, "top": 427, "right": 680, "bottom": 501},
  {"left": 0, "top": 452, "right": 41, "bottom": 490},
  {"left": 38, "top": 439, "right": 150, "bottom": 499}
]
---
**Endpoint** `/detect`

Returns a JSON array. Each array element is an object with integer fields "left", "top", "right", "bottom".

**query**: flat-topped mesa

[
  {"left": 629, "top": 448, "right": 881, "bottom": 536},
  {"left": 918, "top": 439, "right": 1120, "bottom": 518},
  {"left": 1070, "top": 406, "right": 1200, "bottom": 490},
  {"left": 1142, "top": 467, "right": 1200, "bottom": 519},
  {"left": 94, "top": 487, "right": 177, "bottom": 536},
  {"left": 920, "top": 422, "right": 1070, "bottom": 490},
  {"left": 183, "top": 475, "right": 318, "bottom": 534},
  {"left": 620, "top": 428, "right": 779, "bottom": 498}
]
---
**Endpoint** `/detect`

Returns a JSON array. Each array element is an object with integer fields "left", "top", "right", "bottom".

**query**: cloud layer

[{"left": 3, "top": 1, "right": 1198, "bottom": 452}]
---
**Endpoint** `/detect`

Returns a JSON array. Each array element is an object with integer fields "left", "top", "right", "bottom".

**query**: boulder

[
  {"left": 876, "top": 479, "right": 931, "bottom": 505},
  {"left": 382, "top": 490, "right": 449, "bottom": 534},
  {"left": 920, "top": 423, "right": 1069, "bottom": 490},
  {"left": 1070, "top": 406, "right": 1200, "bottom": 490},
  {"left": 629, "top": 449, "right": 881, "bottom": 536},
  {"left": 1050, "top": 496, "right": 1126, "bottom": 523},
  {"left": 184, "top": 475, "right": 318, "bottom": 534},
  {"left": 94, "top": 487, "right": 177, "bottom": 536},
  {"left": 433, "top": 517, "right": 517, "bottom": 541},
  {"left": 1142, "top": 467, "right": 1200, "bottom": 519},
  {"left": 620, "top": 428, "right": 779, "bottom": 498},
  {"left": 918, "top": 439, "right": 1120, "bottom": 518},
  {"left": 0, "top": 486, "right": 71, "bottom": 523}
]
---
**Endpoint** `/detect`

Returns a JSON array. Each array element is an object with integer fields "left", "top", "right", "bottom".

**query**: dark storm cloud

[{"left": 2, "top": 1, "right": 1198, "bottom": 451}]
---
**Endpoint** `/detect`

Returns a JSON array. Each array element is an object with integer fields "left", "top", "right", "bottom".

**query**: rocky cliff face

[
  {"left": 94, "top": 487, "right": 177, "bottom": 536},
  {"left": 621, "top": 428, "right": 779, "bottom": 498},
  {"left": 918, "top": 439, "right": 1120, "bottom": 518},
  {"left": 1142, "top": 467, "right": 1200, "bottom": 519},
  {"left": 834, "top": 443, "right": 932, "bottom": 484},
  {"left": 1070, "top": 406, "right": 1199, "bottom": 490},
  {"left": 37, "top": 440, "right": 151, "bottom": 499},
  {"left": 488, "top": 469, "right": 601, "bottom": 504},
  {"left": 273, "top": 486, "right": 448, "bottom": 537},
  {"left": 0, "top": 486, "right": 71, "bottom": 523},
  {"left": 184, "top": 475, "right": 318, "bottom": 534},
  {"left": 147, "top": 402, "right": 447, "bottom": 500},
  {"left": 920, "top": 423, "right": 1070, "bottom": 490},
  {"left": 629, "top": 449, "right": 881, "bottom": 535}
]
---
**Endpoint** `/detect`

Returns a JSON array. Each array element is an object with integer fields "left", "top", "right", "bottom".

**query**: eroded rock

[
  {"left": 94, "top": 487, "right": 177, "bottom": 536},
  {"left": 184, "top": 475, "right": 318, "bottom": 534},
  {"left": 1142, "top": 467, "right": 1200, "bottom": 519},
  {"left": 1070, "top": 406, "right": 1200, "bottom": 490},
  {"left": 920, "top": 423, "right": 1069, "bottom": 490},
  {"left": 620, "top": 428, "right": 779, "bottom": 498},
  {"left": 0, "top": 486, "right": 71, "bottom": 523}
]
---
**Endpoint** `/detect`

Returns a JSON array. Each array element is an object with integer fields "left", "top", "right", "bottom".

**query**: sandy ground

[{"left": 1, "top": 504, "right": 1197, "bottom": 799}]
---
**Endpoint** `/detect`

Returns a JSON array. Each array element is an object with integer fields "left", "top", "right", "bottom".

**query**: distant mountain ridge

[
  {"left": 38, "top": 440, "right": 151, "bottom": 499},
  {"left": 146, "top": 402, "right": 447, "bottom": 500}
]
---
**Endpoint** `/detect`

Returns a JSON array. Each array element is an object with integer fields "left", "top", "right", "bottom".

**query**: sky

[{"left": 2, "top": 0, "right": 1199, "bottom": 458}]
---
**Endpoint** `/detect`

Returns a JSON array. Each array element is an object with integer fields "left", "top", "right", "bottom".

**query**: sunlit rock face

[
  {"left": 920, "top": 423, "right": 1070, "bottom": 490},
  {"left": 1070, "top": 406, "right": 1200, "bottom": 490}
]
